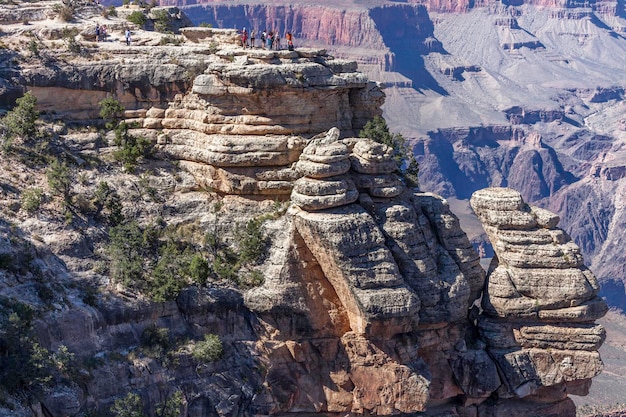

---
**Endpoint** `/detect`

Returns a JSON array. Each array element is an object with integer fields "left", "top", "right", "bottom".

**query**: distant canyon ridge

[{"left": 112, "top": 0, "right": 626, "bottom": 309}]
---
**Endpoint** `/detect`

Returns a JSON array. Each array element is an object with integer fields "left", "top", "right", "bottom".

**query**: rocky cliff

[
  {"left": 0, "top": 3, "right": 610, "bottom": 417},
  {"left": 149, "top": 0, "right": 626, "bottom": 316}
]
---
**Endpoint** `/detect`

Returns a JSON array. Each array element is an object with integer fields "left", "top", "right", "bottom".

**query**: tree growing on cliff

[
  {"left": 112, "top": 122, "right": 152, "bottom": 172},
  {"left": 192, "top": 334, "right": 223, "bottom": 362},
  {"left": 359, "top": 116, "right": 419, "bottom": 189},
  {"left": 0, "top": 301, "right": 76, "bottom": 395},
  {"left": 111, "top": 392, "right": 147, "bottom": 417},
  {"left": 127, "top": 10, "right": 148, "bottom": 28},
  {"left": 1, "top": 91, "right": 39, "bottom": 150},
  {"left": 61, "top": 27, "right": 82, "bottom": 55},
  {"left": 94, "top": 181, "right": 124, "bottom": 225},
  {"left": 151, "top": 9, "right": 172, "bottom": 33},
  {"left": 156, "top": 390, "right": 185, "bottom": 417},
  {"left": 46, "top": 158, "right": 73, "bottom": 208},
  {"left": 99, "top": 97, "right": 125, "bottom": 129},
  {"left": 53, "top": 2, "right": 75, "bottom": 22},
  {"left": 99, "top": 99, "right": 152, "bottom": 172}
]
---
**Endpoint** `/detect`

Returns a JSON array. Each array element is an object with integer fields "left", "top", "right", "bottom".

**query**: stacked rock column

[
  {"left": 291, "top": 129, "right": 359, "bottom": 211},
  {"left": 470, "top": 187, "right": 607, "bottom": 414}
]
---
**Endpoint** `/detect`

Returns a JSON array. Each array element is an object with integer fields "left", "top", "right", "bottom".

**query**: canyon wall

[
  {"left": 0, "top": 8, "right": 610, "bottom": 415},
  {"left": 142, "top": 0, "right": 626, "bottom": 311}
]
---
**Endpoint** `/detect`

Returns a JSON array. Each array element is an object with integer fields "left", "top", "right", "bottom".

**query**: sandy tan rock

[
  {"left": 179, "top": 161, "right": 297, "bottom": 195},
  {"left": 291, "top": 188, "right": 359, "bottom": 211},
  {"left": 180, "top": 27, "right": 240, "bottom": 45},
  {"left": 343, "top": 333, "right": 429, "bottom": 414},
  {"left": 531, "top": 206, "right": 560, "bottom": 228},
  {"left": 479, "top": 318, "right": 606, "bottom": 351},
  {"left": 295, "top": 159, "right": 352, "bottom": 179},
  {"left": 291, "top": 176, "right": 359, "bottom": 211},
  {"left": 471, "top": 187, "right": 607, "bottom": 402},
  {"left": 350, "top": 139, "right": 398, "bottom": 175},
  {"left": 470, "top": 187, "right": 606, "bottom": 320},
  {"left": 470, "top": 187, "right": 526, "bottom": 211},
  {"left": 292, "top": 205, "right": 420, "bottom": 337},
  {"left": 161, "top": 131, "right": 304, "bottom": 167},
  {"left": 294, "top": 140, "right": 351, "bottom": 180},
  {"left": 352, "top": 173, "right": 404, "bottom": 198}
]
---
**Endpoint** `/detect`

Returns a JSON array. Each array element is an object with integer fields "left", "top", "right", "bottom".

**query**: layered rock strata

[
  {"left": 0, "top": 11, "right": 610, "bottom": 414},
  {"left": 3, "top": 25, "right": 382, "bottom": 196},
  {"left": 141, "top": 34, "right": 384, "bottom": 196},
  {"left": 470, "top": 187, "right": 607, "bottom": 414},
  {"left": 244, "top": 129, "right": 495, "bottom": 414}
]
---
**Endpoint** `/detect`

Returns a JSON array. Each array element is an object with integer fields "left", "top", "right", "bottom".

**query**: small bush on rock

[
  {"left": 189, "top": 254, "right": 210, "bottom": 285},
  {"left": 107, "top": 221, "right": 149, "bottom": 289},
  {"left": 53, "top": 3, "right": 75, "bottom": 22},
  {"left": 61, "top": 27, "right": 81, "bottom": 54},
  {"left": 1, "top": 91, "right": 39, "bottom": 148},
  {"left": 127, "top": 10, "right": 147, "bottom": 27},
  {"left": 28, "top": 39, "right": 40, "bottom": 57},
  {"left": 359, "top": 116, "right": 419, "bottom": 189},
  {"left": 105, "top": 5, "right": 118, "bottom": 17},
  {"left": 94, "top": 181, "right": 124, "bottom": 225},
  {"left": 99, "top": 97, "right": 124, "bottom": 129},
  {"left": 159, "top": 35, "right": 183, "bottom": 46},
  {"left": 113, "top": 122, "right": 152, "bottom": 172},
  {"left": 156, "top": 390, "right": 185, "bottom": 417},
  {"left": 46, "top": 158, "right": 72, "bottom": 206},
  {"left": 192, "top": 334, "right": 223, "bottom": 362},
  {"left": 236, "top": 218, "right": 267, "bottom": 265},
  {"left": 111, "top": 392, "right": 146, "bottom": 417},
  {"left": 152, "top": 9, "right": 171, "bottom": 33},
  {"left": 20, "top": 187, "right": 43, "bottom": 213}
]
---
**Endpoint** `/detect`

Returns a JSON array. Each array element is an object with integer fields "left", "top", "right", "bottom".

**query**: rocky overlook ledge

[{"left": 0, "top": 6, "right": 608, "bottom": 417}]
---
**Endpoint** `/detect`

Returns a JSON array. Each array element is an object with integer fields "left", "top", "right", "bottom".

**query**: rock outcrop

[
  {"left": 471, "top": 187, "right": 607, "bottom": 414},
  {"left": 0, "top": 6, "right": 609, "bottom": 416},
  {"left": 141, "top": 0, "right": 626, "bottom": 330},
  {"left": 130, "top": 31, "right": 383, "bottom": 196},
  {"left": 244, "top": 131, "right": 493, "bottom": 413}
]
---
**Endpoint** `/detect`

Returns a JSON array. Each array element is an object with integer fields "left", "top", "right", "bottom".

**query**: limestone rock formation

[
  {"left": 292, "top": 131, "right": 358, "bottom": 210},
  {"left": 0, "top": 5, "right": 610, "bottom": 415},
  {"left": 139, "top": 38, "right": 384, "bottom": 196},
  {"left": 152, "top": 0, "right": 626, "bottom": 336},
  {"left": 240, "top": 128, "right": 501, "bottom": 414},
  {"left": 471, "top": 187, "right": 607, "bottom": 413}
]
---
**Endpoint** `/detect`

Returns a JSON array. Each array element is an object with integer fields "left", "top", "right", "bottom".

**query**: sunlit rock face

[{"left": 471, "top": 187, "right": 607, "bottom": 415}]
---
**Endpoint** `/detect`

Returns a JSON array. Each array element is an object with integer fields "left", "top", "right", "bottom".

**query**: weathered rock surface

[
  {"left": 471, "top": 187, "right": 607, "bottom": 404},
  {"left": 471, "top": 187, "right": 606, "bottom": 320},
  {"left": 0, "top": 5, "right": 610, "bottom": 416},
  {"left": 143, "top": 0, "right": 626, "bottom": 332},
  {"left": 142, "top": 43, "right": 383, "bottom": 195}
]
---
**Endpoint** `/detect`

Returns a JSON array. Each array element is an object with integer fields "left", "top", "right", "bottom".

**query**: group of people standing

[
  {"left": 240, "top": 28, "right": 294, "bottom": 51},
  {"left": 95, "top": 23, "right": 132, "bottom": 46},
  {"left": 95, "top": 23, "right": 108, "bottom": 42}
]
